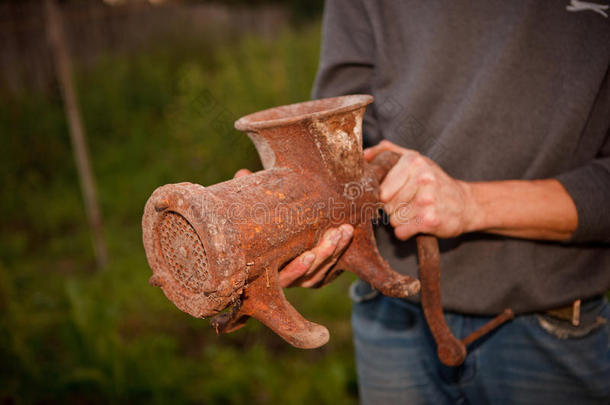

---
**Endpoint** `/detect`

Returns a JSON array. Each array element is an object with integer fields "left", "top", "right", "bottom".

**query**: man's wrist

[{"left": 458, "top": 180, "right": 485, "bottom": 234}]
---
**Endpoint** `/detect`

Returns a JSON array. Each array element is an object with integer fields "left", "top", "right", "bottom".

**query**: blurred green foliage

[{"left": 0, "top": 21, "right": 359, "bottom": 404}]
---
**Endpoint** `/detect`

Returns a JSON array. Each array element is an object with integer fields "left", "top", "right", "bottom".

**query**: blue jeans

[{"left": 351, "top": 281, "right": 610, "bottom": 404}]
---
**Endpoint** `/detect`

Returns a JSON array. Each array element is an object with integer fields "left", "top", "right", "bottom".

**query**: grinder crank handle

[
  {"left": 369, "top": 151, "right": 466, "bottom": 365},
  {"left": 369, "top": 151, "right": 514, "bottom": 367}
]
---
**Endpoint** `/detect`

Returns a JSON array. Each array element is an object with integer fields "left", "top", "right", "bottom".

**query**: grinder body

[{"left": 143, "top": 95, "right": 420, "bottom": 349}]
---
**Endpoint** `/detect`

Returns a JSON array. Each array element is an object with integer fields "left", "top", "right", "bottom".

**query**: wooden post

[{"left": 44, "top": 0, "right": 109, "bottom": 269}]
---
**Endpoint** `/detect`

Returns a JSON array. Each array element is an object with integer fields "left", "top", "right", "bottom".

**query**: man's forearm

[{"left": 463, "top": 179, "right": 578, "bottom": 241}]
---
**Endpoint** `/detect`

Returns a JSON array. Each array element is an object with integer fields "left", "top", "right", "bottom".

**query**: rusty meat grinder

[{"left": 142, "top": 95, "right": 513, "bottom": 366}]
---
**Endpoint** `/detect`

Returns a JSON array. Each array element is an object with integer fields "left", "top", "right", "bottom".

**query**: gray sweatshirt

[{"left": 312, "top": 0, "right": 610, "bottom": 314}]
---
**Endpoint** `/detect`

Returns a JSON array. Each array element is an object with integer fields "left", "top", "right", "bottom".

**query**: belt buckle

[{"left": 545, "top": 299, "right": 581, "bottom": 326}]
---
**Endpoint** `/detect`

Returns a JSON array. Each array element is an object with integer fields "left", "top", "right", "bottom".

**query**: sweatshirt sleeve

[
  {"left": 556, "top": 137, "right": 610, "bottom": 244},
  {"left": 555, "top": 64, "right": 610, "bottom": 244},
  {"left": 311, "top": 0, "right": 380, "bottom": 146}
]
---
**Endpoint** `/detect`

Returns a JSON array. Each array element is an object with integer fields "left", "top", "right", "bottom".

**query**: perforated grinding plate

[{"left": 157, "top": 212, "right": 208, "bottom": 293}]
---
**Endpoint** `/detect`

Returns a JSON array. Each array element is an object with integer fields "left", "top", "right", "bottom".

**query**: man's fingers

[
  {"left": 379, "top": 154, "right": 414, "bottom": 202},
  {"left": 234, "top": 168, "right": 252, "bottom": 179},
  {"left": 363, "top": 140, "right": 404, "bottom": 161},
  {"left": 387, "top": 201, "right": 413, "bottom": 229},
  {"left": 385, "top": 162, "right": 432, "bottom": 216},
  {"left": 305, "top": 227, "right": 345, "bottom": 275},
  {"left": 281, "top": 225, "right": 353, "bottom": 288},
  {"left": 394, "top": 223, "right": 419, "bottom": 241},
  {"left": 389, "top": 182, "right": 441, "bottom": 239},
  {"left": 385, "top": 176, "right": 418, "bottom": 218},
  {"left": 316, "top": 224, "right": 353, "bottom": 260},
  {"left": 300, "top": 265, "right": 332, "bottom": 288},
  {"left": 279, "top": 251, "right": 315, "bottom": 288},
  {"left": 300, "top": 224, "right": 353, "bottom": 287},
  {"left": 393, "top": 209, "right": 439, "bottom": 240}
]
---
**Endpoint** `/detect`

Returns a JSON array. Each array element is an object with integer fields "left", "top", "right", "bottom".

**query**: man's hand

[
  {"left": 363, "top": 140, "right": 578, "bottom": 241},
  {"left": 234, "top": 169, "right": 353, "bottom": 288},
  {"left": 364, "top": 140, "right": 475, "bottom": 240}
]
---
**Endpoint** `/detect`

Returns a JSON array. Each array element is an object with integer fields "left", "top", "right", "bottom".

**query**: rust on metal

[{"left": 142, "top": 95, "right": 512, "bottom": 363}]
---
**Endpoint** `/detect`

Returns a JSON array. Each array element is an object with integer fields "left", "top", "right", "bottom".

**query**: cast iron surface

[{"left": 142, "top": 95, "right": 512, "bottom": 364}]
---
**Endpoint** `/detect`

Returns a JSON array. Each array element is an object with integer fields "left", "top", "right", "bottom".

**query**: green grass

[{"left": 0, "top": 21, "right": 359, "bottom": 404}]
